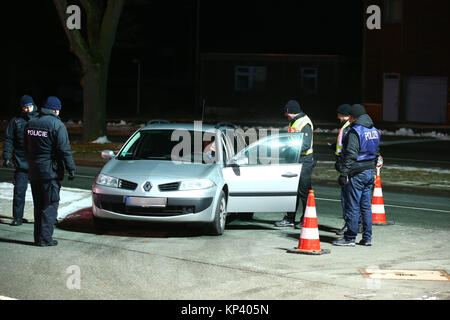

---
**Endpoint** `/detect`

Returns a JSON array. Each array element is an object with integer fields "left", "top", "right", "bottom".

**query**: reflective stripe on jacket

[
  {"left": 288, "top": 115, "right": 313, "bottom": 155},
  {"left": 335, "top": 120, "right": 350, "bottom": 156}
]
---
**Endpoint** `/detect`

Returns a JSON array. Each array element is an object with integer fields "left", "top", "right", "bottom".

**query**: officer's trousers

[
  {"left": 342, "top": 169, "right": 374, "bottom": 242},
  {"left": 287, "top": 155, "right": 315, "bottom": 223},
  {"left": 13, "top": 170, "right": 29, "bottom": 220},
  {"left": 30, "top": 179, "right": 60, "bottom": 244}
]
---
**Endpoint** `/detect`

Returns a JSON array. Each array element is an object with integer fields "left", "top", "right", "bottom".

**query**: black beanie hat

[
  {"left": 349, "top": 104, "right": 366, "bottom": 118},
  {"left": 337, "top": 104, "right": 351, "bottom": 115},
  {"left": 284, "top": 100, "right": 302, "bottom": 114},
  {"left": 20, "top": 95, "right": 35, "bottom": 108}
]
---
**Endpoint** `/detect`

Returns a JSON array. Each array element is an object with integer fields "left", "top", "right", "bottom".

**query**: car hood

[{"left": 101, "top": 159, "right": 216, "bottom": 180}]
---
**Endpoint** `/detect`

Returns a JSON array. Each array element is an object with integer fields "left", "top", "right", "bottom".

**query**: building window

[
  {"left": 300, "top": 67, "right": 318, "bottom": 94},
  {"left": 384, "top": 0, "right": 403, "bottom": 24},
  {"left": 234, "top": 66, "right": 266, "bottom": 91}
]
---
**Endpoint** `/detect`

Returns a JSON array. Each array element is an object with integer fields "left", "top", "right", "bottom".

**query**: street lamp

[{"left": 132, "top": 59, "right": 141, "bottom": 115}]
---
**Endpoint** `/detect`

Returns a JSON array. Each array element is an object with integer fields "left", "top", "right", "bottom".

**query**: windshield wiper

[
  {"left": 142, "top": 156, "right": 171, "bottom": 160},
  {"left": 118, "top": 156, "right": 142, "bottom": 160}
]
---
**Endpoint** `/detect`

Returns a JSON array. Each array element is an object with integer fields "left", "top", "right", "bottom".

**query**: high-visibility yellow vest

[
  {"left": 288, "top": 115, "right": 314, "bottom": 155},
  {"left": 335, "top": 120, "right": 350, "bottom": 156}
]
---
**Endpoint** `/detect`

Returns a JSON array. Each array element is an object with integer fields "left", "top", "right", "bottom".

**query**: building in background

[
  {"left": 200, "top": 53, "right": 361, "bottom": 122},
  {"left": 362, "top": 0, "right": 449, "bottom": 123}
]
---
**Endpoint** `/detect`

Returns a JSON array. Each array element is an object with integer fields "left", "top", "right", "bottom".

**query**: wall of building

[{"left": 201, "top": 53, "right": 361, "bottom": 121}]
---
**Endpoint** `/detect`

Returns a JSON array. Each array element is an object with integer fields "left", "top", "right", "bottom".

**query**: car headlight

[
  {"left": 179, "top": 179, "right": 215, "bottom": 191},
  {"left": 96, "top": 173, "right": 119, "bottom": 188}
]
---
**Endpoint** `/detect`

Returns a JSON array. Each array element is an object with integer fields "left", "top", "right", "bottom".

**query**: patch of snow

[
  {"left": 380, "top": 128, "right": 450, "bottom": 140},
  {"left": 0, "top": 183, "right": 91, "bottom": 221},
  {"left": 90, "top": 136, "right": 111, "bottom": 144}
]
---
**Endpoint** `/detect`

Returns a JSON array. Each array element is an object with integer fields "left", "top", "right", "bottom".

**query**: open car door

[{"left": 222, "top": 133, "right": 303, "bottom": 213}]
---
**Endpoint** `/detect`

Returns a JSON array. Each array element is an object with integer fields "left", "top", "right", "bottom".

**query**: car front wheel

[{"left": 205, "top": 191, "right": 227, "bottom": 236}]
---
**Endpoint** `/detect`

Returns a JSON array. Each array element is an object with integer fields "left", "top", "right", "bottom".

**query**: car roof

[{"left": 141, "top": 122, "right": 231, "bottom": 133}]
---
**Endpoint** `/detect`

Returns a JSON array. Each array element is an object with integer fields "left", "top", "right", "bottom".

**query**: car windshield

[{"left": 117, "top": 129, "right": 216, "bottom": 164}]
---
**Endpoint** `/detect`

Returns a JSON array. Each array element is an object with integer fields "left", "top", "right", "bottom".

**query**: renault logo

[{"left": 143, "top": 181, "right": 152, "bottom": 192}]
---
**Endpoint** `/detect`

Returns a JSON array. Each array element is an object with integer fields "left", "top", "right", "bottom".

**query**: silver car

[{"left": 92, "top": 122, "right": 304, "bottom": 235}]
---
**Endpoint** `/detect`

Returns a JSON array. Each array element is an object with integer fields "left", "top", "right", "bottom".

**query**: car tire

[{"left": 205, "top": 191, "right": 227, "bottom": 236}]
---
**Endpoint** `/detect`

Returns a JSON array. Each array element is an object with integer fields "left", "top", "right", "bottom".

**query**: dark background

[{"left": 0, "top": 0, "right": 363, "bottom": 121}]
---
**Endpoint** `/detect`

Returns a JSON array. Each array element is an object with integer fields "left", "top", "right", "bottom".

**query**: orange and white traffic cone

[
  {"left": 287, "top": 190, "right": 330, "bottom": 255},
  {"left": 372, "top": 175, "right": 394, "bottom": 225}
]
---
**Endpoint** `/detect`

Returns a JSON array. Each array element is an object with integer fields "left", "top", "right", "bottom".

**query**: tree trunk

[
  {"left": 82, "top": 62, "right": 108, "bottom": 141},
  {"left": 53, "top": 0, "right": 124, "bottom": 142}
]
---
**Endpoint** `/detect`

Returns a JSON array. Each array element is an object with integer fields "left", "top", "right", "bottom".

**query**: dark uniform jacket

[
  {"left": 337, "top": 114, "right": 380, "bottom": 177},
  {"left": 2, "top": 106, "right": 39, "bottom": 171},
  {"left": 24, "top": 108, "right": 76, "bottom": 181}
]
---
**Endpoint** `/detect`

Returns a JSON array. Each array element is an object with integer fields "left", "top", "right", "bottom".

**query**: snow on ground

[
  {"left": 313, "top": 127, "right": 449, "bottom": 140},
  {"left": 380, "top": 128, "right": 450, "bottom": 140},
  {"left": 90, "top": 136, "right": 112, "bottom": 144},
  {"left": 107, "top": 120, "right": 128, "bottom": 126},
  {"left": 0, "top": 182, "right": 91, "bottom": 221},
  {"left": 316, "top": 161, "right": 450, "bottom": 175}
]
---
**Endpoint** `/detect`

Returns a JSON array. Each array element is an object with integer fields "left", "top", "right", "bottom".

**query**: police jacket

[
  {"left": 338, "top": 114, "right": 380, "bottom": 177},
  {"left": 288, "top": 113, "right": 314, "bottom": 163},
  {"left": 2, "top": 106, "right": 39, "bottom": 171},
  {"left": 24, "top": 108, "right": 76, "bottom": 181}
]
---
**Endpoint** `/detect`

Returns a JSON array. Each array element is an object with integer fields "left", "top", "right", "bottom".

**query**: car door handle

[{"left": 282, "top": 172, "right": 298, "bottom": 178}]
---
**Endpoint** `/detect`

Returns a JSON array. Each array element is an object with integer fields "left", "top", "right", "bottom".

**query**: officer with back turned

[{"left": 24, "top": 96, "right": 76, "bottom": 246}]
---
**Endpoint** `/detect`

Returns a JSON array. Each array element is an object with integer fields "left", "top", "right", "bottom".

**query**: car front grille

[
  {"left": 92, "top": 193, "right": 213, "bottom": 216},
  {"left": 118, "top": 179, "right": 138, "bottom": 191},
  {"left": 158, "top": 182, "right": 180, "bottom": 191}
]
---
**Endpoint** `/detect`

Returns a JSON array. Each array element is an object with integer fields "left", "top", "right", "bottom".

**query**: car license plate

[{"left": 125, "top": 196, "right": 167, "bottom": 207}]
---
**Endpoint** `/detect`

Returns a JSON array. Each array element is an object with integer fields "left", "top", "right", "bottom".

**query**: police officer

[
  {"left": 332, "top": 104, "right": 351, "bottom": 235},
  {"left": 275, "top": 100, "right": 315, "bottom": 229},
  {"left": 2, "top": 95, "right": 39, "bottom": 226},
  {"left": 333, "top": 104, "right": 380, "bottom": 246},
  {"left": 25, "top": 96, "right": 76, "bottom": 246}
]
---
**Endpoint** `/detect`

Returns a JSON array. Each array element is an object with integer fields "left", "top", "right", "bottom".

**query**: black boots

[{"left": 10, "top": 219, "right": 22, "bottom": 226}]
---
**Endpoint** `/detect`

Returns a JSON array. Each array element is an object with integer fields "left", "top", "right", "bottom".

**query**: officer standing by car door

[
  {"left": 333, "top": 104, "right": 380, "bottom": 247},
  {"left": 275, "top": 100, "right": 315, "bottom": 229},
  {"left": 24, "top": 96, "right": 76, "bottom": 246},
  {"left": 2, "top": 95, "right": 39, "bottom": 226}
]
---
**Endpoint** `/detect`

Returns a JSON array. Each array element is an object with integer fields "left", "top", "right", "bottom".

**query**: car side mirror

[{"left": 101, "top": 150, "right": 115, "bottom": 159}]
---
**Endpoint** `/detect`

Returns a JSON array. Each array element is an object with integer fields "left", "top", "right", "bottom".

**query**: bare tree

[{"left": 53, "top": 0, "right": 124, "bottom": 141}]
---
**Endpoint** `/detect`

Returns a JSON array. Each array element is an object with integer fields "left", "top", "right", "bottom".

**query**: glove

[
  {"left": 3, "top": 159, "right": 12, "bottom": 168},
  {"left": 68, "top": 171, "right": 75, "bottom": 181},
  {"left": 338, "top": 175, "right": 349, "bottom": 187}
]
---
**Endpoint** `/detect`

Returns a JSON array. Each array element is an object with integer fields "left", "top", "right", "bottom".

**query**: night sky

[{"left": 1, "top": 0, "right": 363, "bottom": 119}]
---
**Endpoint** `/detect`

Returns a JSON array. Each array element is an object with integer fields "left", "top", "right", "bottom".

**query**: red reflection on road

[{"left": 57, "top": 208, "right": 201, "bottom": 238}]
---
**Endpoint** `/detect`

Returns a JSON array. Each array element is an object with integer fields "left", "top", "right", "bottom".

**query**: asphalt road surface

[{"left": 0, "top": 165, "right": 449, "bottom": 301}]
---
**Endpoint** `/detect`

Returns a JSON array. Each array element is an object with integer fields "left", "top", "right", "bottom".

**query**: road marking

[
  {"left": 316, "top": 197, "right": 450, "bottom": 214},
  {"left": 0, "top": 295, "right": 18, "bottom": 300},
  {"left": 383, "top": 157, "right": 450, "bottom": 165}
]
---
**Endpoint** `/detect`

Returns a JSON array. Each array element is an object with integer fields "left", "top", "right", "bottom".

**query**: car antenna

[{"left": 201, "top": 98, "right": 206, "bottom": 122}]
